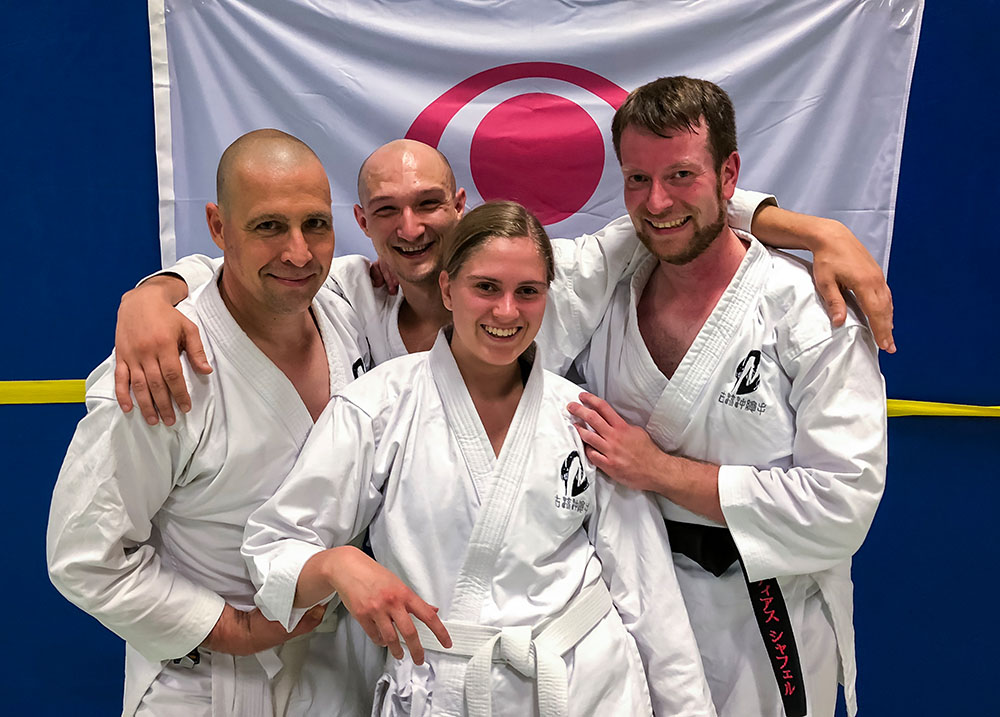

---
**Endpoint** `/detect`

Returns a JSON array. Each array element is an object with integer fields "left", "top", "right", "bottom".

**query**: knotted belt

[
  {"left": 666, "top": 520, "right": 807, "bottom": 717},
  {"left": 414, "top": 579, "right": 613, "bottom": 717}
]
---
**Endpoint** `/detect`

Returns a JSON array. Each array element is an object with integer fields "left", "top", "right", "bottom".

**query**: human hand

[
  {"left": 369, "top": 258, "right": 400, "bottom": 295},
  {"left": 567, "top": 392, "right": 665, "bottom": 493},
  {"left": 327, "top": 546, "right": 450, "bottom": 664},
  {"left": 808, "top": 218, "right": 895, "bottom": 353},
  {"left": 202, "top": 604, "right": 326, "bottom": 656},
  {"left": 114, "top": 276, "right": 212, "bottom": 425}
]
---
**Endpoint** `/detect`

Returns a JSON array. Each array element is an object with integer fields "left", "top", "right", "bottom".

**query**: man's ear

[
  {"left": 438, "top": 269, "right": 454, "bottom": 312},
  {"left": 205, "top": 203, "right": 225, "bottom": 251},
  {"left": 453, "top": 187, "right": 468, "bottom": 218},
  {"left": 353, "top": 204, "right": 370, "bottom": 236},
  {"left": 720, "top": 151, "right": 740, "bottom": 201}
]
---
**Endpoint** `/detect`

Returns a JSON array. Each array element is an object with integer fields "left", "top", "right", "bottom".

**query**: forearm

[
  {"left": 295, "top": 547, "right": 353, "bottom": 608},
  {"left": 127, "top": 273, "right": 189, "bottom": 307},
  {"left": 749, "top": 204, "right": 842, "bottom": 252},
  {"left": 646, "top": 452, "right": 725, "bottom": 525}
]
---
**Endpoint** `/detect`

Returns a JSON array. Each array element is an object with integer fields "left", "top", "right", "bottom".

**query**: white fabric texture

[
  {"left": 244, "top": 332, "right": 717, "bottom": 716},
  {"left": 47, "top": 271, "right": 382, "bottom": 717},
  {"left": 577, "top": 237, "right": 887, "bottom": 717}
]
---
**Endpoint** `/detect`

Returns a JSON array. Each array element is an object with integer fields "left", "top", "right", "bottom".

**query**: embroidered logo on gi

[
  {"left": 734, "top": 350, "right": 762, "bottom": 395},
  {"left": 718, "top": 350, "right": 768, "bottom": 415},
  {"left": 555, "top": 450, "right": 590, "bottom": 513},
  {"left": 352, "top": 357, "right": 366, "bottom": 379}
]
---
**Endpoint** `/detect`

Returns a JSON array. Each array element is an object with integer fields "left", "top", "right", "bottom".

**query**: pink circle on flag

[
  {"left": 406, "top": 62, "right": 629, "bottom": 226},
  {"left": 470, "top": 93, "right": 605, "bottom": 225}
]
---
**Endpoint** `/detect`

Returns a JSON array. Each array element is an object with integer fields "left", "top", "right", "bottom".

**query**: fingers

[
  {"left": 369, "top": 261, "right": 386, "bottom": 289},
  {"left": 373, "top": 613, "right": 405, "bottom": 661},
  {"left": 572, "top": 421, "right": 611, "bottom": 458},
  {"left": 410, "top": 600, "right": 451, "bottom": 651},
  {"left": 292, "top": 604, "right": 327, "bottom": 635},
  {"left": 129, "top": 364, "right": 163, "bottom": 426},
  {"left": 381, "top": 262, "right": 400, "bottom": 295},
  {"left": 183, "top": 320, "right": 213, "bottom": 375},
  {"left": 577, "top": 392, "right": 625, "bottom": 427},
  {"left": 144, "top": 359, "right": 177, "bottom": 426},
  {"left": 857, "top": 284, "right": 896, "bottom": 353},
  {"left": 114, "top": 356, "right": 134, "bottom": 413},
  {"left": 567, "top": 399, "right": 609, "bottom": 434},
  {"left": 391, "top": 610, "right": 425, "bottom": 665},
  {"left": 815, "top": 276, "right": 847, "bottom": 329}
]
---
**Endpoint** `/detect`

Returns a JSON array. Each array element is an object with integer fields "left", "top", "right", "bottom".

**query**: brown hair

[
  {"left": 441, "top": 201, "right": 555, "bottom": 284},
  {"left": 611, "top": 76, "right": 737, "bottom": 170}
]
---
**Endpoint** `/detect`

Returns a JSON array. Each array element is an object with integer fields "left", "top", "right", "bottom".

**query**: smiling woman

[{"left": 242, "top": 201, "right": 717, "bottom": 716}]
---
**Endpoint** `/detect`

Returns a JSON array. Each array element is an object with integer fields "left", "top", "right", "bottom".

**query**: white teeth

[
  {"left": 649, "top": 216, "right": 688, "bottom": 229},
  {"left": 396, "top": 244, "right": 430, "bottom": 254},
  {"left": 484, "top": 326, "right": 519, "bottom": 337}
]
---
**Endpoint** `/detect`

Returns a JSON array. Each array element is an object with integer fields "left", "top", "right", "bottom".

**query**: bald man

[
  {"left": 46, "top": 130, "right": 387, "bottom": 717},
  {"left": 113, "top": 138, "right": 893, "bottom": 423}
]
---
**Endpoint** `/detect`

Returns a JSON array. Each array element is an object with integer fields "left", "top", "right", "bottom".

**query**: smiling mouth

[
  {"left": 394, "top": 242, "right": 433, "bottom": 257},
  {"left": 647, "top": 216, "right": 690, "bottom": 230},
  {"left": 269, "top": 274, "right": 314, "bottom": 285},
  {"left": 483, "top": 325, "right": 521, "bottom": 338}
]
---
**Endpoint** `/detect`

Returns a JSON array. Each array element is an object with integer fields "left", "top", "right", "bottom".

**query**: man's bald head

[
  {"left": 356, "top": 139, "right": 456, "bottom": 206},
  {"left": 216, "top": 129, "right": 322, "bottom": 209}
]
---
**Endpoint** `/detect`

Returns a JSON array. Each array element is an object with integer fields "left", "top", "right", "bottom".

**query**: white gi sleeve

[
  {"left": 46, "top": 360, "right": 225, "bottom": 662},
  {"left": 324, "top": 254, "right": 370, "bottom": 298},
  {"left": 243, "top": 396, "right": 384, "bottom": 631},
  {"left": 543, "top": 217, "right": 644, "bottom": 374},
  {"left": 588, "top": 473, "right": 717, "bottom": 716},
  {"left": 139, "top": 253, "right": 221, "bottom": 290},
  {"left": 727, "top": 188, "right": 777, "bottom": 234},
  {"left": 719, "top": 325, "right": 887, "bottom": 582}
]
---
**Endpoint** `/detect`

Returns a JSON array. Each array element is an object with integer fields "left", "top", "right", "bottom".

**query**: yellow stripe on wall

[
  {"left": 887, "top": 399, "right": 1000, "bottom": 418},
  {"left": 2, "top": 380, "right": 1000, "bottom": 417},
  {"left": 0, "top": 380, "right": 86, "bottom": 405}
]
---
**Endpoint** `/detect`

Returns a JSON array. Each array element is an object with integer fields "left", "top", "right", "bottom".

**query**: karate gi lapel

[
  {"left": 427, "top": 330, "right": 546, "bottom": 715},
  {"left": 196, "top": 272, "right": 346, "bottom": 447},
  {"left": 638, "top": 239, "right": 771, "bottom": 451}
]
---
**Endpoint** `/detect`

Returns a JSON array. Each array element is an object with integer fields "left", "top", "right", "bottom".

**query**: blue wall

[{"left": 2, "top": 2, "right": 996, "bottom": 714}]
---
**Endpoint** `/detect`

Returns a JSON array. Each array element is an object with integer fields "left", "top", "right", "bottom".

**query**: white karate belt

[
  {"left": 210, "top": 607, "right": 339, "bottom": 717},
  {"left": 415, "top": 580, "right": 613, "bottom": 717}
]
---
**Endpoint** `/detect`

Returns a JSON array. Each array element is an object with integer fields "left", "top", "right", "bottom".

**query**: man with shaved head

[{"left": 47, "top": 130, "right": 393, "bottom": 716}]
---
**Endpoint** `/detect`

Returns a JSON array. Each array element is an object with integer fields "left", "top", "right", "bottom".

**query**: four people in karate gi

[{"left": 49, "top": 74, "right": 889, "bottom": 716}]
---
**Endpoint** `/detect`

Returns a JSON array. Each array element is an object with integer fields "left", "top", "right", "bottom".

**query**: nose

[
  {"left": 646, "top": 179, "right": 675, "bottom": 216},
  {"left": 282, "top": 227, "right": 313, "bottom": 266},
  {"left": 397, "top": 207, "right": 423, "bottom": 242},
  {"left": 493, "top": 292, "right": 518, "bottom": 321}
]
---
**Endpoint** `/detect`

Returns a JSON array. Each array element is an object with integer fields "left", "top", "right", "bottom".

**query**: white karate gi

[
  {"left": 243, "top": 332, "right": 717, "bottom": 717},
  {"left": 576, "top": 238, "right": 887, "bottom": 717},
  {"left": 46, "top": 272, "right": 384, "bottom": 717}
]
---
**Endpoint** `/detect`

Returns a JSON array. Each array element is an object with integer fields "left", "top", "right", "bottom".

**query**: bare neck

[
  {"left": 397, "top": 276, "right": 453, "bottom": 353},
  {"left": 652, "top": 227, "right": 748, "bottom": 308}
]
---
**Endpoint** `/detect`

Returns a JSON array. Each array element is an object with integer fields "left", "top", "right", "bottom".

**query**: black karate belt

[{"left": 665, "top": 520, "right": 807, "bottom": 717}]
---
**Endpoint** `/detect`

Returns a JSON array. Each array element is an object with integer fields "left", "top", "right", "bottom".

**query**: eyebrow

[
  {"left": 242, "top": 211, "right": 331, "bottom": 229},
  {"left": 466, "top": 274, "right": 547, "bottom": 287},
  {"left": 367, "top": 188, "right": 450, "bottom": 206}
]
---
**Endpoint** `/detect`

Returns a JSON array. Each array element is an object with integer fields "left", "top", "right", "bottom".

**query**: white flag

[{"left": 149, "top": 0, "right": 922, "bottom": 270}]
